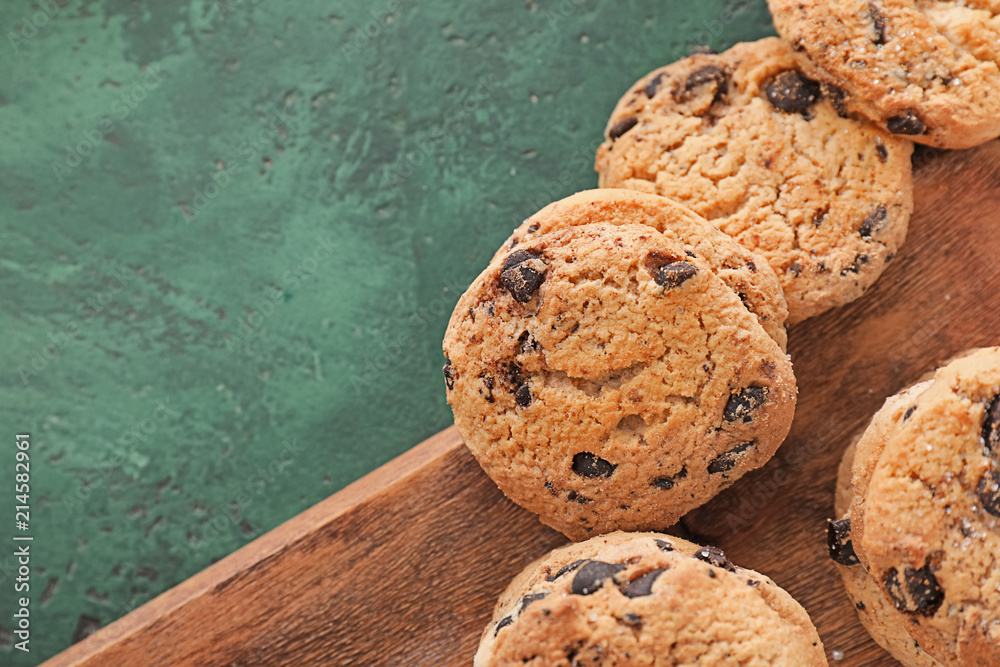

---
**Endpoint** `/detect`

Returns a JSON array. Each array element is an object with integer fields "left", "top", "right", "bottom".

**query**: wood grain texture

[{"left": 42, "top": 140, "right": 1000, "bottom": 666}]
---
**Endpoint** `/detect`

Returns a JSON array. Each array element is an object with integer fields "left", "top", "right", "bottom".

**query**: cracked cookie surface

[
  {"left": 768, "top": 0, "right": 1000, "bottom": 149},
  {"left": 594, "top": 37, "right": 913, "bottom": 323},
  {"left": 475, "top": 531, "right": 828, "bottom": 666},
  {"left": 831, "top": 348, "right": 1000, "bottom": 665},
  {"left": 498, "top": 189, "right": 789, "bottom": 351},
  {"left": 443, "top": 220, "right": 796, "bottom": 540}
]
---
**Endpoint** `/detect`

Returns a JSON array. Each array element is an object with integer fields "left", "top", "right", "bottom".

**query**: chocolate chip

[
  {"left": 887, "top": 111, "right": 926, "bottom": 135},
  {"left": 693, "top": 546, "right": 736, "bottom": 572},
  {"left": 869, "top": 2, "right": 887, "bottom": 45},
  {"left": 570, "top": 560, "right": 625, "bottom": 595},
  {"left": 653, "top": 261, "right": 698, "bottom": 288},
  {"left": 547, "top": 559, "right": 586, "bottom": 582},
  {"left": 788, "top": 262, "right": 803, "bottom": 277},
  {"left": 517, "top": 330, "right": 540, "bottom": 354},
  {"left": 481, "top": 375, "right": 495, "bottom": 403},
  {"left": 724, "top": 386, "right": 768, "bottom": 423},
  {"left": 651, "top": 466, "right": 687, "bottom": 490},
  {"left": 883, "top": 562, "right": 944, "bottom": 616},
  {"left": 822, "top": 83, "right": 850, "bottom": 118},
  {"left": 608, "top": 117, "right": 638, "bottom": 140},
  {"left": 527, "top": 224, "right": 539, "bottom": 233},
  {"left": 654, "top": 538, "right": 674, "bottom": 552},
  {"left": 572, "top": 452, "right": 617, "bottom": 479},
  {"left": 519, "top": 592, "right": 548, "bottom": 613},
  {"left": 494, "top": 616, "right": 513, "bottom": 635},
  {"left": 622, "top": 569, "right": 665, "bottom": 598},
  {"left": 856, "top": 601, "right": 866, "bottom": 611},
  {"left": 501, "top": 249, "right": 546, "bottom": 302},
  {"left": 747, "top": 579, "right": 760, "bottom": 587},
  {"left": 515, "top": 383, "right": 532, "bottom": 407},
  {"left": 765, "top": 70, "right": 821, "bottom": 115},
  {"left": 619, "top": 613, "right": 643, "bottom": 629},
  {"left": 566, "top": 490, "right": 591, "bottom": 504},
  {"left": 859, "top": 205, "right": 888, "bottom": 239},
  {"left": 679, "top": 65, "right": 729, "bottom": 105},
  {"left": 876, "top": 144, "right": 888, "bottom": 162},
  {"left": 644, "top": 73, "right": 665, "bottom": 98},
  {"left": 746, "top": 259, "right": 757, "bottom": 272},
  {"left": 841, "top": 254, "right": 870, "bottom": 276},
  {"left": 977, "top": 468, "right": 1000, "bottom": 516},
  {"left": 707, "top": 441, "right": 754, "bottom": 474},
  {"left": 827, "top": 518, "right": 860, "bottom": 566},
  {"left": 983, "top": 396, "right": 1000, "bottom": 452},
  {"left": 443, "top": 359, "right": 455, "bottom": 390}
]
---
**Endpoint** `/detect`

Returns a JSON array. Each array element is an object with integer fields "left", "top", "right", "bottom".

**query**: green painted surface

[{"left": 0, "top": 0, "right": 774, "bottom": 662}]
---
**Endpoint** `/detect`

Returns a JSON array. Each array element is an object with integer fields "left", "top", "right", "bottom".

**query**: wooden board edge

[{"left": 39, "top": 425, "right": 467, "bottom": 666}]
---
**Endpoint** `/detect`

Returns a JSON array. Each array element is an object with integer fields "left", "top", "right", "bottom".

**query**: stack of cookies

[{"left": 444, "top": 2, "right": 1000, "bottom": 664}]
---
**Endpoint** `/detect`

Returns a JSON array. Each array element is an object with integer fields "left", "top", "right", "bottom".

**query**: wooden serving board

[{"left": 42, "top": 141, "right": 1000, "bottom": 667}]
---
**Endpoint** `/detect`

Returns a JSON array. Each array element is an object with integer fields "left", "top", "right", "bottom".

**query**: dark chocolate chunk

[
  {"left": 515, "top": 382, "right": 532, "bottom": 407},
  {"left": 527, "top": 224, "right": 539, "bottom": 233},
  {"left": 876, "top": 144, "right": 888, "bottom": 162},
  {"left": 572, "top": 452, "right": 617, "bottom": 479},
  {"left": 869, "top": 2, "right": 887, "bottom": 44},
  {"left": 481, "top": 375, "right": 495, "bottom": 403},
  {"left": 841, "top": 254, "right": 870, "bottom": 276},
  {"left": 651, "top": 466, "right": 687, "bottom": 490},
  {"left": 620, "top": 612, "right": 643, "bottom": 629},
  {"left": 501, "top": 249, "right": 546, "bottom": 302},
  {"left": 765, "top": 70, "right": 821, "bottom": 115},
  {"left": 693, "top": 546, "right": 736, "bottom": 572},
  {"left": 724, "top": 386, "right": 769, "bottom": 423},
  {"left": 822, "top": 83, "right": 850, "bottom": 117},
  {"left": 566, "top": 490, "right": 591, "bottom": 504},
  {"left": 904, "top": 406, "right": 916, "bottom": 421},
  {"left": 653, "top": 261, "right": 698, "bottom": 289},
  {"left": 443, "top": 359, "right": 455, "bottom": 390},
  {"left": 746, "top": 259, "right": 757, "bottom": 272},
  {"left": 519, "top": 592, "right": 548, "bottom": 614},
  {"left": 517, "top": 330, "right": 540, "bottom": 353},
  {"left": 608, "top": 116, "right": 638, "bottom": 140},
  {"left": 707, "top": 441, "right": 754, "bottom": 474},
  {"left": 887, "top": 111, "right": 926, "bottom": 135},
  {"left": 494, "top": 616, "right": 513, "bottom": 635},
  {"left": 788, "top": 262, "right": 803, "bottom": 277},
  {"left": 654, "top": 538, "right": 674, "bottom": 552},
  {"left": 977, "top": 468, "right": 1000, "bottom": 517},
  {"left": 856, "top": 601, "right": 866, "bottom": 611},
  {"left": 983, "top": 395, "right": 1000, "bottom": 452},
  {"left": 747, "top": 579, "right": 760, "bottom": 587},
  {"left": 859, "top": 205, "right": 888, "bottom": 239},
  {"left": 570, "top": 560, "right": 625, "bottom": 595},
  {"left": 547, "top": 559, "right": 586, "bottom": 582},
  {"left": 680, "top": 65, "right": 729, "bottom": 105},
  {"left": 621, "top": 568, "right": 665, "bottom": 598},
  {"left": 883, "top": 563, "right": 944, "bottom": 616},
  {"left": 644, "top": 73, "right": 665, "bottom": 98},
  {"left": 827, "top": 518, "right": 860, "bottom": 566}
]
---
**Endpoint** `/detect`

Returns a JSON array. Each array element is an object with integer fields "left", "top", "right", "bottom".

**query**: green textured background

[{"left": 0, "top": 0, "right": 775, "bottom": 663}]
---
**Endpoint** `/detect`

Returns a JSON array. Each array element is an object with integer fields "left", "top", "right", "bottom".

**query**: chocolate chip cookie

[
  {"left": 595, "top": 37, "right": 914, "bottom": 323},
  {"left": 475, "top": 531, "right": 828, "bottom": 666},
  {"left": 499, "top": 188, "right": 789, "bottom": 350},
  {"left": 443, "top": 219, "right": 797, "bottom": 541},
  {"left": 768, "top": 0, "right": 1000, "bottom": 149},
  {"left": 830, "top": 348, "right": 1000, "bottom": 665}
]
